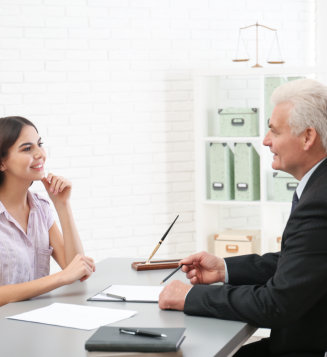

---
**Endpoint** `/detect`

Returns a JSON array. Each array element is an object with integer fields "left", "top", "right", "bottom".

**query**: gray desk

[{"left": 0, "top": 258, "right": 256, "bottom": 357}]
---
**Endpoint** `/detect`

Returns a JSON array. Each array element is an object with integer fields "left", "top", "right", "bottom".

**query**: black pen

[
  {"left": 160, "top": 264, "right": 183, "bottom": 284},
  {"left": 145, "top": 215, "right": 179, "bottom": 264},
  {"left": 119, "top": 328, "right": 167, "bottom": 338}
]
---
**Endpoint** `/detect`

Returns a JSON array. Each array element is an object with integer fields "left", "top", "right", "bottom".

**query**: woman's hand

[
  {"left": 59, "top": 254, "right": 96, "bottom": 285},
  {"left": 42, "top": 173, "right": 72, "bottom": 206}
]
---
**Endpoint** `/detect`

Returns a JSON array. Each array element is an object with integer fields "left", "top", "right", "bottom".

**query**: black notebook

[{"left": 85, "top": 326, "right": 186, "bottom": 353}]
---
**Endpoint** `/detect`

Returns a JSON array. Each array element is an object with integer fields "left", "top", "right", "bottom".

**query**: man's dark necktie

[{"left": 291, "top": 191, "right": 299, "bottom": 213}]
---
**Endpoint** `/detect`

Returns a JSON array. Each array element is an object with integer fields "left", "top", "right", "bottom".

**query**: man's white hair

[{"left": 271, "top": 78, "right": 327, "bottom": 152}]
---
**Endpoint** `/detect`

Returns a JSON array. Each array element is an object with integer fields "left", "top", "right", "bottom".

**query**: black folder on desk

[{"left": 85, "top": 326, "right": 186, "bottom": 353}]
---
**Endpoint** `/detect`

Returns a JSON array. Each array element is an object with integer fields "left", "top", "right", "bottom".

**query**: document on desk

[
  {"left": 7, "top": 303, "right": 137, "bottom": 330},
  {"left": 88, "top": 285, "right": 164, "bottom": 303}
]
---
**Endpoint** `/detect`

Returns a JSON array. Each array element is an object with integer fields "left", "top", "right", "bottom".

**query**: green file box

[
  {"left": 234, "top": 143, "right": 260, "bottom": 201},
  {"left": 272, "top": 171, "right": 299, "bottom": 202},
  {"left": 208, "top": 142, "right": 234, "bottom": 200},
  {"left": 218, "top": 108, "right": 259, "bottom": 137}
]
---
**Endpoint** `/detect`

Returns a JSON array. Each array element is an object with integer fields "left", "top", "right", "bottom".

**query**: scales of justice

[{"left": 233, "top": 22, "right": 285, "bottom": 68}]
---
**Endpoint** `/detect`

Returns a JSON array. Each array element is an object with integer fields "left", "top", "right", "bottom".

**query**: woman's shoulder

[
  {"left": 28, "top": 191, "right": 51, "bottom": 210},
  {"left": 28, "top": 192, "right": 54, "bottom": 228}
]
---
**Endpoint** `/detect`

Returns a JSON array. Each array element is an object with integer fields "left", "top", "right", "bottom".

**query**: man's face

[{"left": 263, "top": 102, "right": 304, "bottom": 176}]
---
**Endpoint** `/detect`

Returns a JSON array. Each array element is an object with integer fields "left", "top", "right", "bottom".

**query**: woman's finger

[
  {"left": 46, "top": 173, "right": 54, "bottom": 184},
  {"left": 58, "top": 180, "right": 68, "bottom": 193}
]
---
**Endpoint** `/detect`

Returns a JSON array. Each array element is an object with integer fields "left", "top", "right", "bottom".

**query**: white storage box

[
  {"left": 276, "top": 236, "right": 282, "bottom": 251},
  {"left": 214, "top": 229, "right": 261, "bottom": 258}
]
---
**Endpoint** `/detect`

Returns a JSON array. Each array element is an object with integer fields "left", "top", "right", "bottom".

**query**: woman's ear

[{"left": 0, "top": 162, "right": 6, "bottom": 172}]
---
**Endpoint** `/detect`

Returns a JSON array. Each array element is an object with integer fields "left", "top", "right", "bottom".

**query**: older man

[{"left": 159, "top": 79, "right": 327, "bottom": 357}]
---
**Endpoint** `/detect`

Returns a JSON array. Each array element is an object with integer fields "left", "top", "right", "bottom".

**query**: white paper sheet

[
  {"left": 90, "top": 285, "right": 164, "bottom": 302},
  {"left": 7, "top": 303, "right": 137, "bottom": 330}
]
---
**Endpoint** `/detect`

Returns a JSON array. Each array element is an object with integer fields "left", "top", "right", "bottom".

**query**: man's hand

[
  {"left": 181, "top": 251, "right": 226, "bottom": 285},
  {"left": 159, "top": 280, "right": 192, "bottom": 311}
]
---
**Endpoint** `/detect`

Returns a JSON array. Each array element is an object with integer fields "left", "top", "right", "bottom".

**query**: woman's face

[{"left": 0, "top": 125, "right": 46, "bottom": 184}]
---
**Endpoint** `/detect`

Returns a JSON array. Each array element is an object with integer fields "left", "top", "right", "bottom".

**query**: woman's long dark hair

[{"left": 0, "top": 116, "right": 38, "bottom": 186}]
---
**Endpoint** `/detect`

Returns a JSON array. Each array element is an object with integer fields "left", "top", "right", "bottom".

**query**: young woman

[{"left": 0, "top": 116, "right": 95, "bottom": 306}]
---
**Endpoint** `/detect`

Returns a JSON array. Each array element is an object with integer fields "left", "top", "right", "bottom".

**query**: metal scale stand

[{"left": 233, "top": 22, "right": 285, "bottom": 68}]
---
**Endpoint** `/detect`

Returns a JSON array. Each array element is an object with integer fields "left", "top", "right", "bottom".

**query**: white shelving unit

[{"left": 194, "top": 67, "right": 315, "bottom": 254}]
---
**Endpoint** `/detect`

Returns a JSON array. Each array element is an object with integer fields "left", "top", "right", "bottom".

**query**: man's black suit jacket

[{"left": 185, "top": 159, "right": 327, "bottom": 355}]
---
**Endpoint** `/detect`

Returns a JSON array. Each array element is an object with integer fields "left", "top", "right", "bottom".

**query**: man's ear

[{"left": 303, "top": 127, "right": 318, "bottom": 150}]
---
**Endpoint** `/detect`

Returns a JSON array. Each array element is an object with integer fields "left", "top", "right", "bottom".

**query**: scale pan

[
  {"left": 232, "top": 58, "right": 250, "bottom": 62},
  {"left": 267, "top": 60, "right": 285, "bottom": 64}
]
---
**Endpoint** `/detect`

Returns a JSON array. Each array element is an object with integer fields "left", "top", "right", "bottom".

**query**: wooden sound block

[{"left": 131, "top": 259, "right": 180, "bottom": 271}]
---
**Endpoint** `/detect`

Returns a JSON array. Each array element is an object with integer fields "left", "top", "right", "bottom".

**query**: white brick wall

[{"left": 0, "top": 0, "right": 315, "bottom": 264}]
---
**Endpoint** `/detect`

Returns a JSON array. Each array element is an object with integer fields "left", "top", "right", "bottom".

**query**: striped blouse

[{"left": 0, "top": 191, "right": 54, "bottom": 285}]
